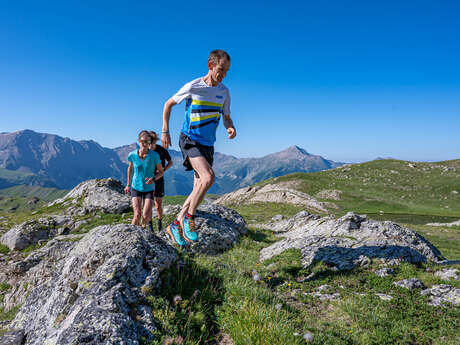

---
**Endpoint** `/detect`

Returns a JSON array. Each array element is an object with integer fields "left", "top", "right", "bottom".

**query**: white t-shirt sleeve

[
  {"left": 222, "top": 89, "right": 231, "bottom": 115},
  {"left": 172, "top": 82, "right": 192, "bottom": 104}
]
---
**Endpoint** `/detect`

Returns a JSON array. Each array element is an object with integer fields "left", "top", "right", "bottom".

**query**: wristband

[{"left": 162, "top": 131, "right": 169, "bottom": 134}]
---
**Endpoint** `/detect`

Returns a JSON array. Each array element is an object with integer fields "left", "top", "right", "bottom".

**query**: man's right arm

[{"left": 161, "top": 97, "right": 177, "bottom": 148}]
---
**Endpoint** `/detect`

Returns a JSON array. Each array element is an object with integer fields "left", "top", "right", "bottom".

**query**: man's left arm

[{"left": 223, "top": 114, "right": 236, "bottom": 139}]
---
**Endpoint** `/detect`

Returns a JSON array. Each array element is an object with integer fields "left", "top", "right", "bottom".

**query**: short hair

[
  {"left": 208, "top": 49, "right": 230, "bottom": 65},
  {"left": 148, "top": 131, "right": 158, "bottom": 143},
  {"left": 138, "top": 130, "right": 152, "bottom": 141}
]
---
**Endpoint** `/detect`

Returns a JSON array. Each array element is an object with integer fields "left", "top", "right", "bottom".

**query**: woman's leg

[
  {"left": 132, "top": 197, "right": 142, "bottom": 225},
  {"left": 142, "top": 197, "right": 154, "bottom": 227}
]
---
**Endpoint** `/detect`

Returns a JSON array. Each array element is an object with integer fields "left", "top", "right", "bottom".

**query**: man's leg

[
  {"left": 155, "top": 197, "right": 163, "bottom": 230},
  {"left": 131, "top": 197, "right": 142, "bottom": 225},
  {"left": 178, "top": 156, "right": 214, "bottom": 222},
  {"left": 178, "top": 156, "right": 214, "bottom": 242}
]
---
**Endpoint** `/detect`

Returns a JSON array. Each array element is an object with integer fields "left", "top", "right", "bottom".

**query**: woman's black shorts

[
  {"left": 179, "top": 133, "right": 214, "bottom": 171},
  {"left": 130, "top": 188, "right": 154, "bottom": 199}
]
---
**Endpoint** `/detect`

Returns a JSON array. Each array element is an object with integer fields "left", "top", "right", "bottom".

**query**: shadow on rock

[{"left": 306, "top": 244, "right": 430, "bottom": 270}]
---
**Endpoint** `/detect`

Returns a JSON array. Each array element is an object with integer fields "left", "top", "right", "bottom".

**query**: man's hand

[
  {"left": 161, "top": 133, "right": 171, "bottom": 148},
  {"left": 227, "top": 127, "right": 236, "bottom": 139},
  {"left": 154, "top": 172, "right": 164, "bottom": 181},
  {"left": 124, "top": 185, "right": 130, "bottom": 195}
]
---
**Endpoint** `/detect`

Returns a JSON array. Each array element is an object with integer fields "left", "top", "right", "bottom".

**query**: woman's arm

[{"left": 125, "top": 162, "right": 133, "bottom": 194}]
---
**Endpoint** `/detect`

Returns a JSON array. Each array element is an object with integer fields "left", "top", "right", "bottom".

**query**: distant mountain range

[{"left": 0, "top": 130, "right": 344, "bottom": 194}]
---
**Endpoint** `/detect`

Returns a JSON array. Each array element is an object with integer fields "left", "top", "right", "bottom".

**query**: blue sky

[{"left": 1, "top": 1, "right": 459, "bottom": 162}]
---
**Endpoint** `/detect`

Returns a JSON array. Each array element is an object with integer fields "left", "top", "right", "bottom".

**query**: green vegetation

[
  {"left": 258, "top": 159, "right": 460, "bottom": 217},
  {"left": 0, "top": 185, "right": 67, "bottom": 201},
  {"left": 143, "top": 228, "right": 459, "bottom": 345},
  {"left": 1, "top": 159, "right": 459, "bottom": 343},
  {"left": 0, "top": 283, "right": 11, "bottom": 292},
  {"left": 142, "top": 160, "right": 460, "bottom": 344},
  {"left": 0, "top": 244, "right": 9, "bottom": 255}
]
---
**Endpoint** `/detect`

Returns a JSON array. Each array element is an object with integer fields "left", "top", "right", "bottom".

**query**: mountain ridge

[{"left": 0, "top": 130, "right": 345, "bottom": 194}]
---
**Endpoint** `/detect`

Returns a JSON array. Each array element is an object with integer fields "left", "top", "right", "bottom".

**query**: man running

[
  {"left": 149, "top": 130, "right": 173, "bottom": 232},
  {"left": 161, "top": 49, "right": 236, "bottom": 246}
]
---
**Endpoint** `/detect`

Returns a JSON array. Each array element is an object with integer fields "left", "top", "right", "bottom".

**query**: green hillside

[
  {"left": 259, "top": 159, "right": 460, "bottom": 218},
  {"left": 0, "top": 185, "right": 67, "bottom": 216},
  {"left": 0, "top": 168, "right": 56, "bottom": 189},
  {"left": 0, "top": 185, "right": 68, "bottom": 201}
]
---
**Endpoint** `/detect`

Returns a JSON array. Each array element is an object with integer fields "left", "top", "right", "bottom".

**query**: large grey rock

[
  {"left": 51, "top": 178, "right": 130, "bottom": 214},
  {"left": 255, "top": 210, "right": 320, "bottom": 233},
  {"left": 1, "top": 215, "right": 73, "bottom": 250},
  {"left": 0, "top": 330, "right": 25, "bottom": 345},
  {"left": 434, "top": 268, "right": 459, "bottom": 281},
  {"left": 421, "top": 284, "right": 460, "bottom": 307},
  {"left": 1, "top": 223, "right": 177, "bottom": 345},
  {"left": 215, "top": 183, "right": 331, "bottom": 213},
  {"left": 393, "top": 278, "right": 425, "bottom": 290},
  {"left": 161, "top": 204, "right": 246, "bottom": 255},
  {"left": 375, "top": 268, "right": 395, "bottom": 277},
  {"left": 259, "top": 212, "right": 445, "bottom": 270}
]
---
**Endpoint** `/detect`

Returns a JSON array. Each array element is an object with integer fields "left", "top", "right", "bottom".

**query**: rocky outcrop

[
  {"left": 259, "top": 211, "right": 445, "bottom": 270},
  {"left": 215, "top": 184, "right": 331, "bottom": 213},
  {"left": 434, "top": 268, "right": 459, "bottom": 281},
  {"left": 316, "top": 189, "right": 342, "bottom": 200},
  {"left": 421, "top": 285, "right": 460, "bottom": 307},
  {"left": 0, "top": 224, "right": 177, "bottom": 345},
  {"left": 393, "top": 278, "right": 425, "bottom": 290},
  {"left": 160, "top": 203, "right": 247, "bottom": 255},
  {"left": 1, "top": 215, "right": 73, "bottom": 250},
  {"left": 50, "top": 178, "right": 130, "bottom": 214},
  {"left": 426, "top": 219, "right": 460, "bottom": 227},
  {"left": 254, "top": 211, "right": 320, "bottom": 233}
]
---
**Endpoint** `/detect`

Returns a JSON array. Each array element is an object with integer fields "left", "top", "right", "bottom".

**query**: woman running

[{"left": 124, "top": 130, "right": 164, "bottom": 228}]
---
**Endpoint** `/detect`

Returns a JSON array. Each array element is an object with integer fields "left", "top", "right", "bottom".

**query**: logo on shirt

[{"left": 216, "top": 95, "right": 223, "bottom": 99}]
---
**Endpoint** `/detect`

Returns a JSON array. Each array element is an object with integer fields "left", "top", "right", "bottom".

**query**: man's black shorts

[
  {"left": 179, "top": 132, "right": 214, "bottom": 171},
  {"left": 130, "top": 188, "right": 154, "bottom": 199},
  {"left": 154, "top": 177, "right": 165, "bottom": 198}
]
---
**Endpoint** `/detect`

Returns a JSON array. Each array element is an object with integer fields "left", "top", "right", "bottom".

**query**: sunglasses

[{"left": 140, "top": 139, "right": 152, "bottom": 144}]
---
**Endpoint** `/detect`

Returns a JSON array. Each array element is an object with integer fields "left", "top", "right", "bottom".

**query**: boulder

[
  {"left": 421, "top": 284, "right": 460, "bottom": 307},
  {"left": 50, "top": 178, "right": 130, "bottom": 214},
  {"left": 393, "top": 278, "right": 425, "bottom": 290},
  {"left": 375, "top": 268, "right": 395, "bottom": 277},
  {"left": 215, "top": 184, "right": 331, "bottom": 213},
  {"left": 1, "top": 215, "right": 73, "bottom": 250},
  {"left": 1, "top": 224, "right": 177, "bottom": 345},
  {"left": 255, "top": 210, "right": 320, "bottom": 233},
  {"left": 259, "top": 212, "right": 445, "bottom": 270},
  {"left": 434, "top": 268, "right": 459, "bottom": 281},
  {"left": 160, "top": 204, "right": 246, "bottom": 255}
]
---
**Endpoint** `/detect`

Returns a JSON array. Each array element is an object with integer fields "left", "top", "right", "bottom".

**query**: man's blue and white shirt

[{"left": 172, "top": 77, "right": 231, "bottom": 146}]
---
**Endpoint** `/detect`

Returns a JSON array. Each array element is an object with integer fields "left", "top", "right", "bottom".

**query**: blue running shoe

[
  {"left": 166, "top": 220, "right": 187, "bottom": 246},
  {"left": 181, "top": 213, "right": 198, "bottom": 242}
]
